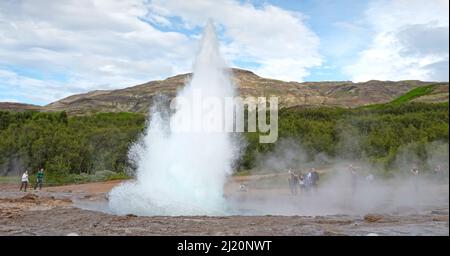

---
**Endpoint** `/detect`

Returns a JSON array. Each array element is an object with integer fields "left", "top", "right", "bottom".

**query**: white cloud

[
  {"left": 0, "top": 0, "right": 196, "bottom": 104},
  {"left": 147, "top": 0, "right": 322, "bottom": 82},
  {"left": 0, "top": 0, "right": 322, "bottom": 104},
  {"left": 344, "top": 0, "right": 449, "bottom": 82},
  {"left": 0, "top": 98, "right": 20, "bottom": 103}
]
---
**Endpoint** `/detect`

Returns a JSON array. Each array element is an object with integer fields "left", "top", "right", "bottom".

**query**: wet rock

[
  {"left": 431, "top": 210, "right": 448, "bottom": 215},
  {"left": 60, "top": 198, "right": 73, "bottom": 203},
  {"left": 20, "top": 193, "right": 39, "bottom": 202},
  {"left": 315, "top": 219, "right": 352, "bottom": 225},
  {"left": 126, "top": 214, "right": 137, "bottom": 218},
  {"left": 322, "top": 230, "right": 345, "bottom": 236},
  {"left": 432, "top": 216, "right": 449, "bottom": 222},
  {"left": 364, "top": 214, "right": 384, "bottom": 223}
]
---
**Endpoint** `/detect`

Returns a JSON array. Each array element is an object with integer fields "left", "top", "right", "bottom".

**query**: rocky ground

[{"left": 0, "top": 177, "right": 448, "bottom": 236}]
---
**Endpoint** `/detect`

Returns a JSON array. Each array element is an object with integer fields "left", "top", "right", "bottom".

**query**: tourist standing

[
  {"left": 288, "top": 169, "right": 298, "bottom": 196},
  {"left": 411, "top": 164, "right": 420, "bottom": 193},
  {"left": 434, "top": 164, "right": 444, "bottom": 179},
  {"left": 20, "top": 170, "right": 29, "bottom": 192},
  {"left": 311, "top": 168, "right": 319, "bottom": 192},
  {"left": 34, "top": 167, "right": 44, "bottom": 190},
  {"left": 349, "top": 164, "right": 357, "bottom": 194}
]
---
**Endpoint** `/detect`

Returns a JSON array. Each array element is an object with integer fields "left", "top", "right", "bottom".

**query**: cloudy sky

[{"left": 0, "top": 0, "right": 448, "bottom": 105}]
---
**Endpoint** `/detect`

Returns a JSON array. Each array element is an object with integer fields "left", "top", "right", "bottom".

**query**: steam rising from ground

[
  {"left": 108, "top": 21, "right": 240, "bottom": 216},
  {"left": 233, "top": 140, "right": 449, "bottom": 216}
]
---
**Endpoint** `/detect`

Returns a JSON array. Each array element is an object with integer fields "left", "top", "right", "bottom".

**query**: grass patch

[
  {"left": 234, "top": 170, "right": 251, "bottom": 176},
  {"left": 390, "top": 84, "right": 438, "bottom": 105},
  {"left": 0, "top": 171, "right": 130, "bottom": 186},
  {"left": 358, "top": 84, "right": 443, "bottom": 110},
  {"left": 45, "top": 170, "right": 130, "bottom": 186},
  {"left": 0, "top": 176, "right": 20, "bottom": 184}
]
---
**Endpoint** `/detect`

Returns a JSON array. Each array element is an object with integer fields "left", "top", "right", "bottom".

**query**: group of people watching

[
  {"left": 19, "top": 168, "right": 45, "bottom": 192},
  {"left": 288, "top": 168, "right": 319, "bottom": 196},
  {"left": 410, "top": 163, "right": 446, "bottom": 178},
  {"left": 288, "top": 162, "right": 446, "bottom": 196},
  {"left": 350, "top": 163, "right": 446, "bottom": 193},
  {"left": 409, "top": 163, "right": 445, "bottom": 192}
]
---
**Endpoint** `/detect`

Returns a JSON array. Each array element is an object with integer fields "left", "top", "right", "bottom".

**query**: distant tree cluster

[
  {"left": 239, "top": 102, "right": 449, "bottom": 170},
  {"left": 0, "top": 111, "right": 145, "bottom": 182}
]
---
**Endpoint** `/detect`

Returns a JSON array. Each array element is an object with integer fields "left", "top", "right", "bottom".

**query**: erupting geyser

[{"left": 108, "top": 21, "right": 239, "bottom": 216}]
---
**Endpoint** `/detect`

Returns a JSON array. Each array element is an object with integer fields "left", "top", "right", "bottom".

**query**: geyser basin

[
  {"left": 108, "top": 21, "right": 240, "bottom": 216},
  {"left": 83, "top": 172, "right": 449, "bottom": 217}
]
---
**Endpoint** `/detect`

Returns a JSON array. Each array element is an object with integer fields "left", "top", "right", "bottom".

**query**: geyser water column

[{"left": 108, "top": 21, "right": 239, "bottom": 216}]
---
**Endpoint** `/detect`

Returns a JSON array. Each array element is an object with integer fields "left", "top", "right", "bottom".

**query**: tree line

[{"left": 0, "top": 101, "right": 448, "bottom": 183}]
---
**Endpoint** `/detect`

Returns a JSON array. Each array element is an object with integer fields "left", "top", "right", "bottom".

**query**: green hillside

[{"left": 391, "top": 83, "right": 440, "bottom": 104}]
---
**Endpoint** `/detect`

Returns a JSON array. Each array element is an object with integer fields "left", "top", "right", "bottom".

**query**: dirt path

[{"left": 0, "top": 180, "right": 123, "bottom": 193}]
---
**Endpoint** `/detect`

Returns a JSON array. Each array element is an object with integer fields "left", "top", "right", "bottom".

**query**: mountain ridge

[{"left": 1, "top": 68, "right": 448, "bottom": 114}]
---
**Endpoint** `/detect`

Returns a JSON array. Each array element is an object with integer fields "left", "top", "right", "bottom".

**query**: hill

[
  {"left": 0, "top": 102, "right": 43, "bottom": 112},
  {"left": 2, "top": 69, "right": 447, "bottom": 114}
]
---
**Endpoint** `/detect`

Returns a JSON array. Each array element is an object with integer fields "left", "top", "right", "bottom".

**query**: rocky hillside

[
  {"left": 0, "top": 102, "right": 43, "bottom": 112},
  {"left": 3, "top": 69, "right": 449, "bottom": 114}
]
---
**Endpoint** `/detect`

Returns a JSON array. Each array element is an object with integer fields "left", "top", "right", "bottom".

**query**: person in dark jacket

[
  {"left": 311, "top": 168, "right": 320, "bottom": 192},
  {"left": 34, "top": 168, "right": 44, "bottom": 190},
  {"left": 288, "top": 169, "right": 299, "bottom": 196}
]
